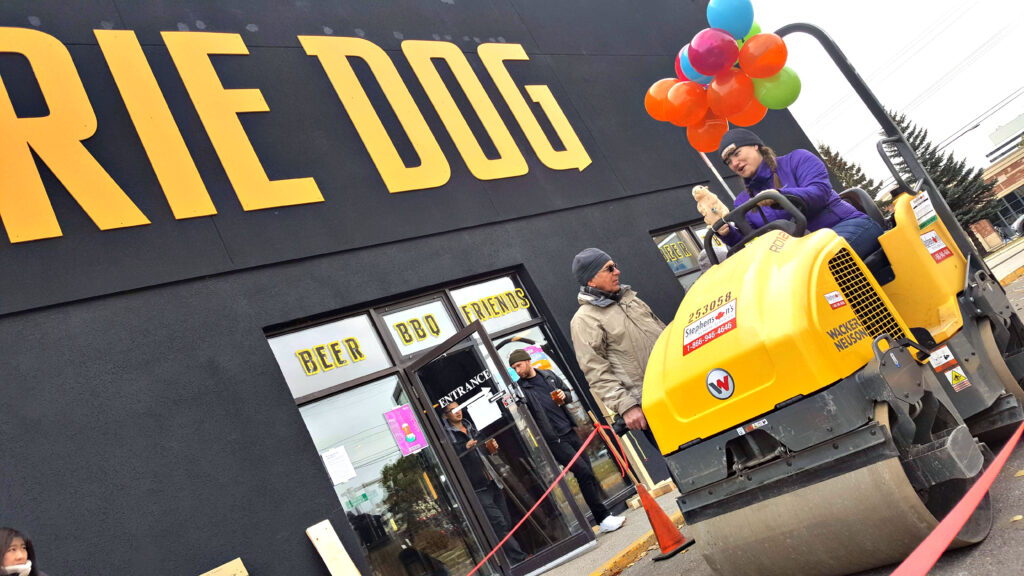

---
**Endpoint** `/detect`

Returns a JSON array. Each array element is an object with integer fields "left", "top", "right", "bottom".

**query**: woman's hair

[
  {"left": 757, "top": 145, "right": 783, "bottom": 189},
  {"left": 0, "top": 527, "right": 37, "bottom": 574}
]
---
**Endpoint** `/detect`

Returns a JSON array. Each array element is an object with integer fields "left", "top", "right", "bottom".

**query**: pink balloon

[
  {"left": 675, "top": 53, "right": 685, "bottom": 81},
  {"left": 689, "top": 28, "right": 739, "bottom": 77}
]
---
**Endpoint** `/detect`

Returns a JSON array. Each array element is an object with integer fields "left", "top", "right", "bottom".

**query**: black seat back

[{"left": 839, "top": 187, "right": 887, "bottom": 229}]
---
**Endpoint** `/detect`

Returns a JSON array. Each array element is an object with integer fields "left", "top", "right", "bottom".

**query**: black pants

[
  {"left": 549, "top": 431, "right": 609, "bottom": 525},
  {"left": 476, "top": 482, "right": 528, "bottom": 564}
]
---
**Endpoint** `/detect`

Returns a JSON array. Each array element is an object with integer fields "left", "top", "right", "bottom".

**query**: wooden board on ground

[
  {"left": 199, "top": 558, "right": 248, "bottom": 576},
  {"left": 308, "top": 519, "right": 362, "bottom": 575}
]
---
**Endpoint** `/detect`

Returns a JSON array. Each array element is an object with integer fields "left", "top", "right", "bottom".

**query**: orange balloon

[
  {"left": 728, "top": 97, "right": 767, "bottom": 127},
  {"left": 687, "top": 109, "right": 729, "bottom": 153},
  {"left": 665, "top": 81, "right": 708, "bottom": 127},
  {"left": 739, "top": 33, "right": 788, "bottom": 78},
  {"left": 645, "top": 78, "right": 679, "bottom": 122},
  {"left": 707, "top": 69, "right": 754, "bottom": 117}
]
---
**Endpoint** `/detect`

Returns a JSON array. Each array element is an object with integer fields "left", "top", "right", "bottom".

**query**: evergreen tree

[
  {"left": 816, "top": 144, "right": 883, "bottom": 197},
  {"left": 885, "top": 111, "right": 1000, "bottom": 229}
]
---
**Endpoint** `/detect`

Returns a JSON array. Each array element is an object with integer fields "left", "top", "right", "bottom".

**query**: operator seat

[{"left": 840, "top": 187, "right": 895, "bottom": 285}]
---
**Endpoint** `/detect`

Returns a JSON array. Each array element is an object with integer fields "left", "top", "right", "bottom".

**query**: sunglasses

[{"left": 601, "top": 263, "right": 618, "bottom": 274}]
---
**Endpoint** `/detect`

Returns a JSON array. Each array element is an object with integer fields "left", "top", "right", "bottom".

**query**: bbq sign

[{"left": 0, "top": 27, "right": 591, "bottom": 243}]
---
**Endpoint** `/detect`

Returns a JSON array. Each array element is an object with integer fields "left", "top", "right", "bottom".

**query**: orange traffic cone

[
  {"left": 636, "top": 481, "right": 694, "bottom": 560},
  {"left": 588, "top": 411, "right": 695, "bottom": 561}
]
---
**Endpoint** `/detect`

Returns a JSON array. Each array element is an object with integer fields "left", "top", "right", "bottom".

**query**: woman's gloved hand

[
  {"left": 756, "top": 189, "right": 779, "bottom": 208},
  {"left": 692, "top": 185, "right": 731, "bottom": 235}
]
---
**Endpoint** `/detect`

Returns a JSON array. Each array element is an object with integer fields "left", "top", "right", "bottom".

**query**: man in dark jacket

[
  {"left": 440, "top": 402, "right": 528, "bottom": 564},
  {"left": 508, "top": 349, "right": 626, "bottom": 533}
]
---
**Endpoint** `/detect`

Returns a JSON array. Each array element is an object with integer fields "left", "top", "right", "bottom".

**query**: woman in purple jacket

[{"left": 712, "top": 128, "right": 884, "bottom": 258}]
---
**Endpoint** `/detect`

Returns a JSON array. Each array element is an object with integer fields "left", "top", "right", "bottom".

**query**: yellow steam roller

[
  {"left": 644, "top": 189, "right": 1023, "bottom": 576},
  {"left": 643, "top": 24, "right": 1024, "bottom": 576}
]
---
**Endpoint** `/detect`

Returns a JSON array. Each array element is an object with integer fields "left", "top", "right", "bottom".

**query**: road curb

[
  {"left": 588, "top": 511, "right": 686, "bottom": 576},
  {"left": 999, "top": 264, "right": 1024, "bottom": 286}
]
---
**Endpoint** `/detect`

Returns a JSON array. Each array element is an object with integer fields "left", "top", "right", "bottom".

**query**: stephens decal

[
  {"left": 920, "top": 231, "right": 953, "bottom": 263},
  {"left": 706, "top": 368, "right": 735, "bottom": 400},
  {"left": 684, "top": 298, "right": 737, "bottom": 355},
  {"left": 824, "top": 291, "right": 847, "bottom": 310},
  {"left": 826, "top": 318, "right": 868, "bottom": 351}
]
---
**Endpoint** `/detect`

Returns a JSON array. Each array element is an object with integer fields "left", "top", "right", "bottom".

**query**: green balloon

[
  {"left": 752, "top": 66, "right": 801, "bottom": 109},
  {"left": 737, "top": 20, "right": 761, "bottom": 49}
]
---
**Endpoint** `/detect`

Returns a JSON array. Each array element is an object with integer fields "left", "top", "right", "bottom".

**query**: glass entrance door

[
  {"left": 408, "top": 322, "right": 594, "bottom": 576},
  {"left": 298, "top": 374, "right": 498, "bottom": 576}
]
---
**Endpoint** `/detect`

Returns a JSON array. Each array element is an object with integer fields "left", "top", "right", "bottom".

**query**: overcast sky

[{"left": 753, "top": 0, "right": 1024, "bottom": 184}]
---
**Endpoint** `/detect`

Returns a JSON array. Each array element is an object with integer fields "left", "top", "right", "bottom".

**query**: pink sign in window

[{"left": 384, "top": 404, "right": 429, "bottom": 456}]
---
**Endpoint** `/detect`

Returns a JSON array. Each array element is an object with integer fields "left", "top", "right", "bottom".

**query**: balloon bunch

[{"left": 644, "top": 0, "right": 800, "bottom": 152}]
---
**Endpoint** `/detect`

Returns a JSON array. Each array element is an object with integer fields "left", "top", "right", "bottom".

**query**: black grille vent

[{"left": 827, "top": 248, "right": 905, "bottom": 341}]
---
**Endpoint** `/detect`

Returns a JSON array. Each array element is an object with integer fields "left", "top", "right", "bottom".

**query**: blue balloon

[
  {"left": 707, "top": 0, "right": 755, "bottom": 40},
  {"left": 680, "top": 45, "right": 713, "bottom": 85}
]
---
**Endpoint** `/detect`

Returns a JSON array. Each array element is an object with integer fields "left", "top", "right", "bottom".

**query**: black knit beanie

[{"left": 719, "top": 128, "right": 764, "bottom": 162}]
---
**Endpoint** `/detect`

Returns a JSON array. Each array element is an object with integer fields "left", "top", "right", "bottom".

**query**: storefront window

[
  {"left": 492, "top": 326, "right": 629, "bottom": 518},
  {"left": 651, "top": 223, "right": 721, "bottom": 292},
  {"left": 268, "top": 314, "right": 392, "bottom": 399},
  {"left": 450, "top": 276, "right": 536, "bottom": 334},
  {"left": 381, "top": 298, "right": 460, "bottom": 357},
  {"left": 299, "top": 376, "right": 495, "bottom": 576}
]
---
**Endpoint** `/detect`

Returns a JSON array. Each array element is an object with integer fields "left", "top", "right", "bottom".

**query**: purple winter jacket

[{"left": 718, "top": 148, "right": 866, "bottom": 246}]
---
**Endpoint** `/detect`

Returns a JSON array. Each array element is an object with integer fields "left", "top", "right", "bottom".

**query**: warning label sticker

[
  {"left": 921, "top": 231, "right": 953, "bottom": 263},
  {"left": 911, "top": 192, "right": 938, "bottom": 229},
  {"left": 824, "top": 291, "right": 847, "bottom": 310},
  {"left": 928, "top": 345, "right": 957, "bottom": 372},
  {"left": 684, "top": 300, "right": 737, "bottom": 355},
  {"left": 944, "top": 366, "right": 971, "bottom": 392},
  {"left": 736, "top": 418, "right": 768, "bottom": 436}
]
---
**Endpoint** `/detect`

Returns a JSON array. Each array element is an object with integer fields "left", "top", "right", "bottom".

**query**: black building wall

[{"left": 0, "top": 1, "right": 816, "bottom": 574}]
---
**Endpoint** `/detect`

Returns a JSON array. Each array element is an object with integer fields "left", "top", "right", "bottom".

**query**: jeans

[
  {"left": 476, "top": 483, "right": 528, "bottom": 564},
  {"left": 831, "top": 217, "right": 884, "bottom": 259},
  {"left": 549, "top": 432, "right": 610, "bottom": 525}
]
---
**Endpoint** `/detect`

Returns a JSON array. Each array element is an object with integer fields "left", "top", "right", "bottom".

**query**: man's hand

[
  {"left": 622, "top": 406, "right": 648, "bottom": 431},
  {"left": 466, "top": 439, "right": 477, "bottom": 449},
  {"left": 553, "top": 389, "right": 567, "bottom": 404}
]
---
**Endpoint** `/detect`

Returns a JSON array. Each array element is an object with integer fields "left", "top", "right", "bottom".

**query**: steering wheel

[{"left": 702, "top": 190, "right": 808, "bottom": 266}]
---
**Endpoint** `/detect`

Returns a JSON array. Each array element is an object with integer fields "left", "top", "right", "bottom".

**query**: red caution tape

[
  {"left": 890, "top": 421, "right": 1024, "bottom": 576},
  {"left": 466, "top": 424, "right": 625, "bottom": 576}
]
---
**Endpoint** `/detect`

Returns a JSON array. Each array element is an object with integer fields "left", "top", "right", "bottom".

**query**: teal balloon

[
  {"left": 752, "top": 66, "right": 801, "bottom": 109},
  {"left": 707, "top": 0, "right": 755, "bottom": 40}
]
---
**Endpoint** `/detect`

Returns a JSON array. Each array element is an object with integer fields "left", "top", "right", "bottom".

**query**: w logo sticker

[{"left": 706, "top": 368, "right": 735, "bottom": 400}]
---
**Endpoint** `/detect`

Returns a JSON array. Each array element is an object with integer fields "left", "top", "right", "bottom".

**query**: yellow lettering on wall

[
  {"left": 402, "top": 40, "right": 527, "bottom": 181},
  {"left": 0, "top": 27, "right": 150, "bottom": 243},
  {"left": 95, "top": 29, "right": 216, "bottom": 220},
  {"left": 162, "top": 31, "right": 323, "bottom": 211},
  {"left": 300, "top": 36, "right": 449, "bottom": 193},
  {"left": 477, "top": 43, "right": 590, "bottom": 172}
]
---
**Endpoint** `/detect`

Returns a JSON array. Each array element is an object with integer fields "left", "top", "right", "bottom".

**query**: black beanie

[
  {"left": 572, "top": 248, "right": 612, "bottom": 286},
  {"left": 719, "top": 128, "right": 764, "bottom": 162},
  {"left": 508, "top": 349, "right": 531, "bottom": 366}
]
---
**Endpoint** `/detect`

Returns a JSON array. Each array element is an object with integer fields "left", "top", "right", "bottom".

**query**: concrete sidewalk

[
  {"left": 984, "top": 238, "right": 1024, "bottom": 284},
  {"left": 540, "top": 489, "right": 687, "bottom": 576}
]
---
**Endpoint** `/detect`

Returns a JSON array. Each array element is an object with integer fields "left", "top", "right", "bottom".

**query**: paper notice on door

[{"left": 321, "top": 445, "right": 357, "bottom": 486}]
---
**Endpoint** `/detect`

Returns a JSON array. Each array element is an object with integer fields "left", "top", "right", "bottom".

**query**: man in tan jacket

[{"left": 569, "top": 248, "right": 666, "bottom": 447}]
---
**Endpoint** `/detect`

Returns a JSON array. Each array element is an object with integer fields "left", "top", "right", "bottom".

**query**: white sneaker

[{"left": 598, "top": 515, "right": 626, "bottom": 533}]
